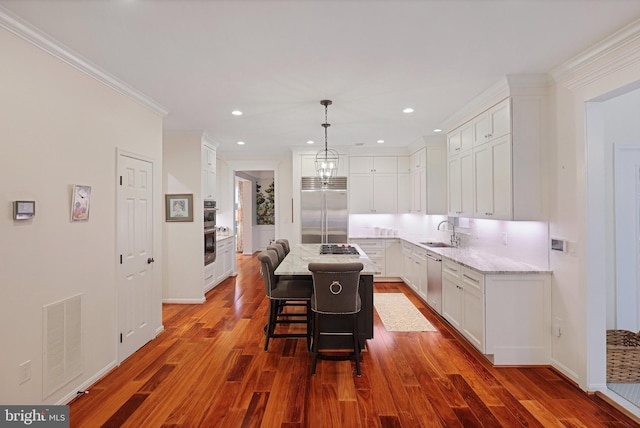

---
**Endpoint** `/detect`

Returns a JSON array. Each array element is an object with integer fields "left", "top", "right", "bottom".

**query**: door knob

[{"left": 147, "top": 257, "right": 155, "bottom": 264}]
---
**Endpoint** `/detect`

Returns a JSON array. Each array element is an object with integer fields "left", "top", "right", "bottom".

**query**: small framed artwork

[
  {"left": 71, "top": 185, "right": 91, "bottom": 222},
  {"left": 165, "top": 193, "right": 193, "bottom": 222}
]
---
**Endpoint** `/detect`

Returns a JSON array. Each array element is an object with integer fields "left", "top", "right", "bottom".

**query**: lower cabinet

[
  {"left": 441, "top": 258, "right": 551, "bottom": 365},
  {"left": 204, "top": 236, "right": 235, "bottom": 293},
  {"left": 413, "top": 247, "right": 428, "bottom": 302},
  {"left": 350, "top": 238, "right": 386, "bottom": 278}
]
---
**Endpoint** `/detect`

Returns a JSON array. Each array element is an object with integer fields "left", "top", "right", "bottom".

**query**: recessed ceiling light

[
  {"left": 307, "top": 140, "right": 315, "bottom": 145},
  {"left": 377, "top": 140, "right": 384, "bottom": 144},
  {"left": 231, "top": 110, "right": 243, "bottom": 116},
  {"left": 403, "top": 108, "right": 414, "bottom": 113},
  {"left": 433, "top": 128, "right": 443, "bottom": 133},
  {"left": 237, "top": 141, "right": 245, "bottom": 145}
]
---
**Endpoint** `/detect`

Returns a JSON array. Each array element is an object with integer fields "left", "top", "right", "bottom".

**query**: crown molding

[
  {"left": 441, "top": 74, "right": 550, "bottom": 132},
  {"left": 0, "top": 6, "right": 168, "bottom": 117},
  {"left": 550, "top": 18, "right": 640, "bottom": 90}
]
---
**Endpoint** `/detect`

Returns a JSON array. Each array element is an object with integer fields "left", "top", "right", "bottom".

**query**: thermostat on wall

[
  {"left": 551, "top": 238, "right": 567, "bottom": 253},
  {"left": 13, "top": 201, "right": 35, "bottom": 220}
]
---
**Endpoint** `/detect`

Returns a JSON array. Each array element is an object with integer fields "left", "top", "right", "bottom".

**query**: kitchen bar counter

[
  {"left": 274, "top": 243, "right": 377, "bottom": 348},
  {"left": 275, "top": 243, "right": 380, "bottom": 276}
]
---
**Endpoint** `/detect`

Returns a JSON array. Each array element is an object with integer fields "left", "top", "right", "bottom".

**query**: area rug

[{"left": 374, "top": 293, "right": 437, "bottom": 332}]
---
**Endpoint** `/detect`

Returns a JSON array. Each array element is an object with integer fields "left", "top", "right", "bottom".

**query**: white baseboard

[{"left": 58, "top": 360, "right": 117, "bottom": 405}]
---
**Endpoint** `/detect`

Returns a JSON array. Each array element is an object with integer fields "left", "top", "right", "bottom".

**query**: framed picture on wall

[
  {"left": 71, "top": 184, "right": 92, "bottom": 222},
  {"left": 165, "top": 193, "right": 193, "bottom": 222}
]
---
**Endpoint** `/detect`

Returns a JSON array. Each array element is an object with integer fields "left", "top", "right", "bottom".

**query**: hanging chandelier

[{"left": 315, "top": 99, "right": 339, "bottom": 182}]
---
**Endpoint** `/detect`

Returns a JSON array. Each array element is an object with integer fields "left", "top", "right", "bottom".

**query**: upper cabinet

[
  {"left": 446, "top": 83, "right": 548, "bottom": 221},
  {"left": 202, "top": 143, "right": 216, "bottom": 200},
  {"left": 407, "top": 145, "right": 447, "bottom": 215},
  {"left": 349, "top": 156, "right": 398, "bottom": 214},
  {"left": 472, "top": 99, "right": 511, "bottom": 146},
  {"left": 300, "top": 153, "right": 349, "bottom": 177},
  {"left": 447, "top": 122, "right": 473, "bottom": 155}
]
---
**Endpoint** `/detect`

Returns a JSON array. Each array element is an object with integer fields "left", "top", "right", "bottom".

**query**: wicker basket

[{"left": 606, "top": 329, "right": 640, "bottom": 383}]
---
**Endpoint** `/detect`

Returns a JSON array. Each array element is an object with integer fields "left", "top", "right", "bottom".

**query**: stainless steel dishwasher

[{"left": 426, "top": 252, "right": 442, "bottom": 314}]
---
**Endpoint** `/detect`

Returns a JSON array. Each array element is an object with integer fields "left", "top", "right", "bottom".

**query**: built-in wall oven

[{"left": 204, "top": 200, "right": 217, "bottom": 265}]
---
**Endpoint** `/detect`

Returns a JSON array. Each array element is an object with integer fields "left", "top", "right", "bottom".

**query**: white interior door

[{"left": 117, "top": 152, "right": 154, "bottom": 363}]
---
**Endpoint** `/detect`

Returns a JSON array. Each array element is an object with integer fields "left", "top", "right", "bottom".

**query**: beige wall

[
  {"left": 0, "top": 28, "right": 164, "bottom": 404},
  {"left": 162, "top": 133, "right": 206, "bottom": 302}
]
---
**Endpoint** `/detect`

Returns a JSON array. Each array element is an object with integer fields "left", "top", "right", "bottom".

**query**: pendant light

[{"left": 315, "top": 99, "right": 339, "bottom": 183}]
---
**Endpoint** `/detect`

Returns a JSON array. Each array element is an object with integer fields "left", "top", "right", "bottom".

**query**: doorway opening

[
  {"left": 234, "top": 170, "right": 275, "bottom": 255},
  {"left": 586, "top": 83, "right": 640, "bottom": 413}
]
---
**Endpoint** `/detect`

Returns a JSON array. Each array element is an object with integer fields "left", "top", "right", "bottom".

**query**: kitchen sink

[{"left": 419, "top": 241, "right": 453, "bottom": 248}]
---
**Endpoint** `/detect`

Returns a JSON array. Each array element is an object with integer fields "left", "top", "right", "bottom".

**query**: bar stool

[
  {"left": 308, "top": 262, "right": 364, "bottom": 376},
  {"left": 258, "top": 249, "right": 312, "bottom": 351},
  {"left": 267, "top": 243, "right": 286, "bottom": 264},
  {"left": 275, "top": 239, "right": 290, "bottom": 255}
]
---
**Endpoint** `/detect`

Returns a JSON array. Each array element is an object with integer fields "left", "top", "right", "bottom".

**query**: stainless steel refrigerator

[{"left": 301, "top": 176, "right": 348, "bottom": 243}]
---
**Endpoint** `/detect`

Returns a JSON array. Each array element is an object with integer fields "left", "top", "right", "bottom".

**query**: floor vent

[{"left": 43, "top": 294, "right": 83, "bottom": 398}]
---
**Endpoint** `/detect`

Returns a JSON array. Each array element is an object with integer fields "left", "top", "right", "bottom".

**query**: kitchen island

[{"left": 274, "top": 243, "right": 380, "bottom": 349}]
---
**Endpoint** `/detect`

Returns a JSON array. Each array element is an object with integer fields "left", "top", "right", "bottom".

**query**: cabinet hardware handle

[
  {"left": 485, "top": 212, "right": 493, "bottom": 216},
  {"left": 463, "top": 273, "right": 479, "bottom": 283}
]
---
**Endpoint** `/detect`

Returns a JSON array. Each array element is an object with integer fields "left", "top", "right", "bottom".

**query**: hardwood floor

[{"left": 70, "top": 254, "right": 640, "bottom": 427}]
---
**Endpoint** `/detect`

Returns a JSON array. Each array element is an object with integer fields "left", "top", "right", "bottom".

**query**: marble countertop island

[{"left": 274, "top": 243, "right": 380, "bottom": 276}]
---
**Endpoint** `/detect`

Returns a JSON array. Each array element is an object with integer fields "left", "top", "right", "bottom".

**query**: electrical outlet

[
  {"left": 19, "top": 360, "right": 31, "bottom": 384},
  {"left": 502, "top": 232, "right": 508, "bottom": 245}
]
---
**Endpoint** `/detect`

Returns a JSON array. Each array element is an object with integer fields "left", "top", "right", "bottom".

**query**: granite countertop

[
  {"left": 351, "top": 235, "right": 550, "bottom": 274},
  {"left": 274, "top": 243, "right": 381, "bottom": 276}
]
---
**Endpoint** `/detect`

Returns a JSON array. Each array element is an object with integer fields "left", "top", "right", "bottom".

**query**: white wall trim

[
  {"left": 0, "top": 6, "right": 168, "bottom": 117},
  {"left": 551, "top": 18, "right": 640, "bottom": 90},
  {"left": 57, "top": 360, "right": 117, "bottom": 405},
  {"left": 442, "top": 74, "right": 551, "bottom": 132}
]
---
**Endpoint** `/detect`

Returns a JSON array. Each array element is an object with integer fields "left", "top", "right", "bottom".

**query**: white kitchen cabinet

[
  {"left": 410, "top": 147, "right": 426, "bottom": 170},
  {"left": 204, "top": 263, "right": 216, "bottom": 293},
  {"left": 349, "top": 238, "right": 385, "bottom": 277},
  {"left": 397, "top": 157, "right": 412, "bottom": 213},
  {"left": 447, "top": 150, "right": 474, "bottom": 217},
  {"left": 447, "top": 122, "right": 473, "bottom": 155},
  {"left": 472, "top": 98, "right": 511, "bottom": 146},
  {"left": 201, "top": 144, "right": 216, "bottom": 200},
  {"left": 473, "top": 135, "right": 512, "bottom": 219},
  {"left": 213, "top": 236, "right": 235, "bottom": 286},
  {"left": 349, "top": 156, "right": 398, "bottom": 174},
  {"left": 413, "top": 247, "right": 428, "bottom": 301},
  {"left": 300, "top": 154, "right": 349, "bottom": 177},
  {"left": 401, "top": 242, "right": 414, "bottom": 288},
  {"left": 384, "top": 239, "right": 403, "bottom": 278},
  {"left": 460, "top": 267, "right": 485, "bottom": 351},
  {"left": 349, "top": 157, "right": 398, "bottom": 214},
  {"left": 411, "top": 168, "right": 426, "bottom": 214},
  {"left": 442, "top": 259, "right": 463, "bottom": 331},
  {"left": 425, "top": 144, "right": 447, "bottom": 214},
  {"left": 440, "top": 256, "right": 551, "bottom": 365},
  {"left": 442, "top": 259, "right": 485, "bottom": 351},
  {"left": 408, "top": 145, "right": 446, "bottom": 215},
  {"left": 446, "top": 92, "right": 547, "bottom": 220}
]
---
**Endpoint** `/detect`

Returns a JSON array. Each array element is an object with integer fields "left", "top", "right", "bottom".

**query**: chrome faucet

[{"left": 437, "top": 220, "right": 460, "bottom": 247}]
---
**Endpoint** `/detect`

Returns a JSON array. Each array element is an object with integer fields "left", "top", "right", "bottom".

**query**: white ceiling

[{"left": 2, "top": 0, "right": 640, "bottom": 156}]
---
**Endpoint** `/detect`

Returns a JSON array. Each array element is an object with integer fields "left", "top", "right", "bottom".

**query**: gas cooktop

[{"left": 319, "top": 244, "right": 360, "bottom": 255}]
